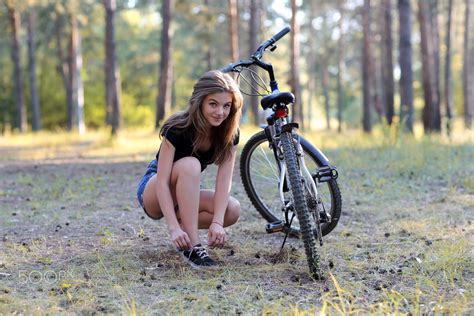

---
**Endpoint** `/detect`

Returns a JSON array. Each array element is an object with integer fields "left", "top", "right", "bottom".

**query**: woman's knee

[
  {"left": 225, "top": 198, "right": 240, "bottom": 226},
  {"left": 174, "top": 157, "right": 201, "bottom": 178}
]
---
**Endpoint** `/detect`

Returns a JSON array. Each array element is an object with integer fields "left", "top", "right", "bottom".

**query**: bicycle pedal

[{"left": 266, "top": 220, "right": 285, "bottom": 233}]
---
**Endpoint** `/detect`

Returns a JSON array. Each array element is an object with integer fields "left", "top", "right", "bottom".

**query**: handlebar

[
  {"left": 220, "top": 26, "right": 291, "bottom": 73},
  {"left": 271, "top": 26, "right": 291, "bottom": 43}
]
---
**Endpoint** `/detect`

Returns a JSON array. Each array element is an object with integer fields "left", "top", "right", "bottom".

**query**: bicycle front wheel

[
  {"left": 280, "top": 132, "right": 321, "bottom": 278},
  {"left": 240, "top": 130, "right": 341, "bottom": 237}
]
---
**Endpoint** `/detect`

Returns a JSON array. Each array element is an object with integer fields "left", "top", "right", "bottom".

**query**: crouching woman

[{"left": 137, "top": 70, "right": 243, "bottom": 268}]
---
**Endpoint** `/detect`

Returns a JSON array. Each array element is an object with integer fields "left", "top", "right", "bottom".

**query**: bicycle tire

[
  {"left": 280, "top": 132, "right": 321, "bottom": 278},
  {"left": 240, "top": 130, "right": 342, "bottom": 236}
]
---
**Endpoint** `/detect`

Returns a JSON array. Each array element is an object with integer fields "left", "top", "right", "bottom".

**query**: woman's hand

[
  {"left": 208, "top": 222, "right": 226, "bottom": 248},
  {"left": 170, "top": 227, "right": 192, "bottom": 250}
]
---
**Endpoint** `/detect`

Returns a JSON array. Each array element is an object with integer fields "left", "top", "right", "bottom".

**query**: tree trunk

[
  {"left": 27, "top": 7, "right": 41, "bottom": 131},
  {"left": 55, "top": 14, "right": 73, "bottom": 130},
  {"left": 155, "top": 0, "right": 173, "bottom": 129},
  {"left": 228, "top": 0, "right": 239, "bottom": 62},
  {"left": 104, "top": 0, "right": 121, "bottom": 136},
  {"left": 445, "top": 0, "right": 455, "bottom": 135},
  {"left": 362, "top": 0, "right": 372, "bottom": 133},
  {"left": 322, "top": 62, "right": 331, "bottom": 130},
  {"left": 204, "top": 0, "right": 213, "bottom": 70},
  {"left": 398, "top": 0, "right": 414, "bottom": 132},
  {"left": 431, "top": 0, "right": 441, "bottom": 131},
  {"left": 69, "top": 8, "right": 85, "bottom": 134},
  {"left": 307, "top": 0, "right": 318, "bottom": 130},
  {"left": 7, "top": 2, "right": 27, "bottom": 133},
  {"left": 382, "top": 0, "right": 394, "bottom": 125},
  {"left": 419, "top": 0, "right": 440, "bottom": 133},
  {"left": 337, "top": 0, "right": 345, "bottom": 133},
  {"left": 373, "top": 3, "right": 385, "bottom": 123},
  {"left": 249, "top": 0, "right": 260, "bottom": 126},
  {"left": 290, "top": 0, "right": 303, "bottom": 127},
  {"left": 319, "top": 9, "right": 331, "bottom": 130},
  {"left": 464, "top": 0, "right": 473, "bottom": 128}
]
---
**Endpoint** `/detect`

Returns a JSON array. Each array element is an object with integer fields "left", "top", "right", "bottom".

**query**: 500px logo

[{"left": 17, "top": 269, "right": 75, "bottom": 284}]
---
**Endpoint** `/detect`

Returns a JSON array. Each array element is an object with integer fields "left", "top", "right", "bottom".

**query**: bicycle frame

[
  {"left": 263, "top": 111, "right": 323, "bottom": 228},
  {"left": 229, "top": 27, "right": 343, "bottom": 277}
]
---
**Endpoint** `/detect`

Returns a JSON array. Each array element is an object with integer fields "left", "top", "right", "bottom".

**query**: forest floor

[{"left": 0, "top": 126, "right": 473, "bottom": 314}]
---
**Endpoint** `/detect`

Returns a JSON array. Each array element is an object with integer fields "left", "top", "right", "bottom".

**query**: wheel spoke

[{"left": 241, "top": 130, "right": 341, "bottom": 237}]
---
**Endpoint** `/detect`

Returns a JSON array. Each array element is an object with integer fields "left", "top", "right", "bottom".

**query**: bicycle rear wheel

[{"left": 240, "top": 130, "right": 341, "bottom": 236}]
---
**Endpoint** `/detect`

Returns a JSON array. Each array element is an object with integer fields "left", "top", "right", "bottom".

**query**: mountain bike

[{"left": 221, "top": 27, "right": 342, "bottom": 279}]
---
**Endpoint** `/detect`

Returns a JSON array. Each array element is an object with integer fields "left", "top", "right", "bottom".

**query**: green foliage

[
  {"left": 0, "top": 0, "right": 472, "bottom": 135},
  {"left": 121, "top": 93, "right": 154, "bottom": 127}
]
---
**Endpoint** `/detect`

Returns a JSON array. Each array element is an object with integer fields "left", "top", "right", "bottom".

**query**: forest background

[
  {"left": 1, "top": 1, "right": 473, "bottom": 313},
  {"left": 1, "top": 0, "right": 473, "bottom": 137}
]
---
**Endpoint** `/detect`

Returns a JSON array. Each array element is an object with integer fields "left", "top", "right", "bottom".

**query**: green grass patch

[{"left": 0, "top": 125, "right": 472, "bottom": 314}]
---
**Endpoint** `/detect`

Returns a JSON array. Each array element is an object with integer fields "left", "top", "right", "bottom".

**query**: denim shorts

[{"left": 137, "top": 160, "right": 159, "bottom": 219}]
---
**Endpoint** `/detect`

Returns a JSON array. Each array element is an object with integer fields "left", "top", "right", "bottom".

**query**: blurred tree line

[{"left": 0, "top": 0, "right": 473, "bottom": 135}]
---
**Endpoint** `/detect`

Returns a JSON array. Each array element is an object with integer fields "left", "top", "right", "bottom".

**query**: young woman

[{"left": 137, "top": 70, "right": 243, "bottom": 268}]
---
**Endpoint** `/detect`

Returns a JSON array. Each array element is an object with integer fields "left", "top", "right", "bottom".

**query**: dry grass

[{"left": 0, "top": 123, "right": 472, "bottom": 314}]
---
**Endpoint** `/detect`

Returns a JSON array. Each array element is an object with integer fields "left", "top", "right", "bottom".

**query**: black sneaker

[{"left": 182, "top": 244, "right": 216, "bottom": 268}]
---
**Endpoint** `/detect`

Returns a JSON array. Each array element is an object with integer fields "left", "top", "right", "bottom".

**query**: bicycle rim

[{"left": 240, "top": 131, "right": 340, "bottom": 236}]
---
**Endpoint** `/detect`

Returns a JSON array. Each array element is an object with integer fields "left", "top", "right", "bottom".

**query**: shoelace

[{"left": 192, "top": 246, "right": 209, "bottom": 259}]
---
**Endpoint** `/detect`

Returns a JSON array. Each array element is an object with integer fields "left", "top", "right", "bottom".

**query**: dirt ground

[{"left": 0, "top": 133, "right": 473, "bottom": 314}]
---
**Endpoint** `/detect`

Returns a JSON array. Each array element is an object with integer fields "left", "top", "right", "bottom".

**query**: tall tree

[
  {"left": 337, "top": 0, "right": 345, "bottom": 133},
  {"left": 320, "top": 11, "right": 331, "bottom": 130},
  {"left": 431, "top": 0, "right": 441, "bottom": 130},
  {"left": 155, "top": 0, "right": 173, "bottom": 129},
  {"left": 419, "top": 0, "right": 441, "bottom": 132},
  {"left": 464, "top": 0, "right": 473, "bottom": 128},
  {"left": 6, "top": 1, "right": 27, "bottom": 132},
  {"left": 290, "top": 0, "right": 303, "bottom": 126},
  {"left": 27, "top": 4, "right": 41, "bottom": 131},
  {"left": 104, "top": 0, "right": 121, "bottom": 135},
  {"left": 322, "top": 61, "right": 331, "bottom": 130},
  {"left": 398, "top": 0, "right": 414, "bottom": 132},
  {"left": 444, "top": 0, "right": 455, "bottom": 135},
  {"left": 249, "top": 0, "right": 260, "bottom": 126},
  {"left": 228, "top": 0, "right": 239, "bottom": 62},
  {"left": 55, "top": 10, "right": 73, "bottom": 130},
  {"left": 372, "top": 2, "right": 385, "bottom": 122},
  {"left": 362, "top": 0, "right": 372, "bottom": 132},
  {"left": 204, "top": 0, "right": 213, "bottom": 70},
  {"left": 382, "top": 0, "right": 394, "bottom": 125},
  {"left": 306, "top": 0, "right": 317, "bottom": 130},
  {"left": 69, "top": 3, "right": 85, "bottom": 134}
]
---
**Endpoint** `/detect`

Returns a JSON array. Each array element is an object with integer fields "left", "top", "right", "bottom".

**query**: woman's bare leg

[
  {"left": 196, "top": 190, "right": 240, "bottom": 229},
  {"left": 142, "top": 157, "right": 202, "bottom": 246},
  {"left": 142, "top": 162, "right": 240, "bottom": 243},
  {"left": 172, "top": 157, "right": 201, "bottom": 246}
]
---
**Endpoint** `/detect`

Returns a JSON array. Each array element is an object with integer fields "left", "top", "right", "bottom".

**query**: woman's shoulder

[{"left": 163, "top": 126, "right": 193, "bottom": 147}]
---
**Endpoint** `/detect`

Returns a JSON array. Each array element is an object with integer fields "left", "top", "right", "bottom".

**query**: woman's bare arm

[{"left": 212, "top": 145, "right": 237, "bottom": 224}]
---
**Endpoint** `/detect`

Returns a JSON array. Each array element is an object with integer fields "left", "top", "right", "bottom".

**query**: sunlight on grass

[
  {"left": 0, "top": 120, "right": 472, "bottom": 314},
  {"left": 1, "top": 120, "right": 472, "bottom": 162}
]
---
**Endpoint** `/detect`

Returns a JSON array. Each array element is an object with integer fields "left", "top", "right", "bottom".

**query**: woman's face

[{"left": 201, "top": 92, "right": 233, "bottom": 127}]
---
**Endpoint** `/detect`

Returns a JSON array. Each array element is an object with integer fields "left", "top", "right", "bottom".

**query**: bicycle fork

[{"left": 274, "top": 133, "right": 327, "bottom": 247}]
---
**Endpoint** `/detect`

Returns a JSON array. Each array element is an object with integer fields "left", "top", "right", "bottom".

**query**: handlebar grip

[{"left": 271, "top": 26, "right": 291, "bottom": 43}]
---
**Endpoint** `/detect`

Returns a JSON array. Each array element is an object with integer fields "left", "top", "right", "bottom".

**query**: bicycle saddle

[{"left": 261, "top": 92, "right": 295, "bottom": 110}]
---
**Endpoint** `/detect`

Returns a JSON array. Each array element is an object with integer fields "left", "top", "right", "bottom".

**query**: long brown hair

[{"left": 160, "top": 70, "right": 243, "bottom": 164}]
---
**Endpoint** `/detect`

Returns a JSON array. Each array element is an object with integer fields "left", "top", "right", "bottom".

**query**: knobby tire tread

[{"left": 280, "top": 132, "right": 321, "bottom": 279}]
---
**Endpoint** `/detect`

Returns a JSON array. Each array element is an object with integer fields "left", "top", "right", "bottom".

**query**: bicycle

[{"left": 221, "top": 26, "right": 342, "bottom": 279}]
